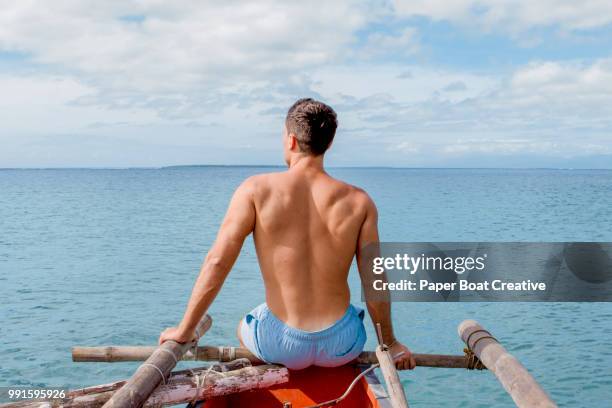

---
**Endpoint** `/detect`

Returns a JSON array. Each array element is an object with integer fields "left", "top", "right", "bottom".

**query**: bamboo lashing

[{"left": 101, "top": 314, "right": 212, "bottom": 408}]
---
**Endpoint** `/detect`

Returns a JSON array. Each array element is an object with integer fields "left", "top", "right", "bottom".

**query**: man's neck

[{"left": 287, "top": 154, "right": 326, "bottom": 173}]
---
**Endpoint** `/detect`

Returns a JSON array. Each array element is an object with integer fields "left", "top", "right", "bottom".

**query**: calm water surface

[{"left": 1, "top": 167, "right": 611, "bottom": 407}]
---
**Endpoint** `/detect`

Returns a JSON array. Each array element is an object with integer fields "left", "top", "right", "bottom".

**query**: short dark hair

[{"left": 285, "top": 98, "right": 338, "bottom": 156}]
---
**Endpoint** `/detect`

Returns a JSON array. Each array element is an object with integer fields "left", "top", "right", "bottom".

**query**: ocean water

[{"left": 1, "top": 167, "right": 611, "bottom": 407}]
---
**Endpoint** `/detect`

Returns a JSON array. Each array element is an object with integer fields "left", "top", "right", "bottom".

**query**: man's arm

[
  {"left": 159, "top": 179, "right": 256, "bottom": 344},
  {"left": 356, "top": 195, "right": 416, "bottom": 370}
]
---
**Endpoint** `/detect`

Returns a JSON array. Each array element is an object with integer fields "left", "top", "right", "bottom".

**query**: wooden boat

[
  {"left": 196, "top": 365, "right": 391, "bottom": 408},
  {"left": 0, "top": 318, "right": 554, "bottom": 408},
  {"left": 0, "top": 308, "right": 560, "bottom": 408}
]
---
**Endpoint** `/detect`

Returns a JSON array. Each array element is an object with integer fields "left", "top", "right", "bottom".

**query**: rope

[
  {"left": 138, "top": 336, "right": 200, "bottom": 391},
  {"left": 471, "top": 335, "right": 497, "bottom": 350},
  {"left": 298, "top": 351, "right": 406, "bottom": 408},
  {"left": 463, "top": 328, "right": 497, "bottom": 371},
  {"left": 140, "top": 363, "right": 167, "bottom": 385},
  {"left": 301, "top": 364, "right": 380, "bottom": 408},
  {"left": 190, "top": 364, "right": 229, "bottom": 404},
  {"left": 155, "top": 348, "right": 179, "bottom": 364},
  {"left": 218, "top": 346, "right": 236, "bottom": 362},
  {"left": 465, "top": 329, "right": 495, "bottom": 349},
  {"left": 463, "top": 348, "right": 485, "bottom": 370}
]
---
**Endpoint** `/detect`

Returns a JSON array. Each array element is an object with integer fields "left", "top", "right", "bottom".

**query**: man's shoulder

[
  {"left": 238, "top": 172, "right": 284, "bottom": 194},
  {"left": 331, "top": 177, "right": 372, "bottom": 199},
  {"left": 329, "top": 178, "right": 376, "bottom": 209},
  {"left": 242, "top": 172, "right": 283, "bottom": 186}
]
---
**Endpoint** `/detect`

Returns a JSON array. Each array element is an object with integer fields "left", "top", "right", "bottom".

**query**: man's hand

[
  {"left": 389, "top": 341, "right": 416, "bottom": 370},
  {"left": 158, "top": 326, "right": 195, "bottom": 345}
]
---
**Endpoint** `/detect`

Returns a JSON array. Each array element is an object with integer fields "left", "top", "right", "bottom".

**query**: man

[{"left": 159, "top": 98, "right": 415, "bottom": 370}]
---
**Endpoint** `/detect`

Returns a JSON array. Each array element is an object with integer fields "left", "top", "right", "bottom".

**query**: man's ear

[{"left": 288, "top": 134, "right": 299, "bottom": 151}]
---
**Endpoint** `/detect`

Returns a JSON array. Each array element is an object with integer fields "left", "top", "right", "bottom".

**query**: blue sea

[{"left": 1, "top": 167, "right": 611, "bottom": 407}]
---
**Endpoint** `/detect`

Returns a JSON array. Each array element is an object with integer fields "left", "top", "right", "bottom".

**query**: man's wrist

[
  {"left": 385, "top": 333, "right": 397, "bottom": 346},
  {"left": 178, "top": 321, "right": 195, "bottom": 337}
]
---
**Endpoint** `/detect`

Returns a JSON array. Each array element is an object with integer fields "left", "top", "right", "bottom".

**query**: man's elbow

[
  {"left": 366, "top": 299, "right": 391, "bottom": 310},
  {"left": 204, "top": 255, "right": 230, "bottom": 271}
]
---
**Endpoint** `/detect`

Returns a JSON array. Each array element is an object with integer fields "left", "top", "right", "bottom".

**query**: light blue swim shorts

[{"left": 240, "top": 303, "right": 367, "bottom": 370}]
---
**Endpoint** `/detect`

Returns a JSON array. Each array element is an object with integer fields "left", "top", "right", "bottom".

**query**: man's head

[{"left": 284, "top": 98, "right": 337, "bottom": 164}]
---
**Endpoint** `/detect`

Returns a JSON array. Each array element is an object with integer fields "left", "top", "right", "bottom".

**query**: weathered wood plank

[{"left": 0, "top": 364, "right": 288, "bottom": 408}]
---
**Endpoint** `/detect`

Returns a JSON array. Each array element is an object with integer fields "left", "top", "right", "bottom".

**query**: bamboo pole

[
  {"left": 458, "top": 320, "right": 557, "bottom": 408},
  {"left": 372, "top": 323, "right": 409, "bottom": 408},
  {"left": 101, "top": 315, "right": 212, "bottom": 408},
  {"left": 72, "top": 346, "right": 480, "bottom": 369},
  {"left": 0, "top": 364, "right": 288, "bottom": 408},
  {"left": 375, "top": 345, "right": 409, "bottom": 408}
]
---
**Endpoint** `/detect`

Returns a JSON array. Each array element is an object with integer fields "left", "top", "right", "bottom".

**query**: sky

[{"left": 1, "top": 1, "right": 612, "bottom": 168}]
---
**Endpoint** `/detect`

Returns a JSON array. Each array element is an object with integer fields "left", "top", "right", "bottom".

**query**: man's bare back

[
  {"left": 250, "top": 162, "right": 370, "bottom": 330},
  {"left": 160, "top": 98, "right": 415, "bottom": 370}
]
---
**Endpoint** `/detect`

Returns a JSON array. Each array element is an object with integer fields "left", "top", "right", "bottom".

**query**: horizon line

[{"left": 1, "top": 164, "right": 611, "bottom": 171}]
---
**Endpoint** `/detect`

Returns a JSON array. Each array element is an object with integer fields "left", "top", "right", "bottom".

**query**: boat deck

[{"left": 200, "top": 365, "right": 391, "bottom": 408}]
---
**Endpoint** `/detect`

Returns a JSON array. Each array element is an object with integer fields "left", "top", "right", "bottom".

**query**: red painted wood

[{"left": 203, "top": 365, "right": 379, "bottom": 408}]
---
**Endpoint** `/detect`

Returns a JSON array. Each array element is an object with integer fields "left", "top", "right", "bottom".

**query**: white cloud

[
  {"left": 0, "top": 1, "right": 611, "bottom": 167},
  {"left": 511, "top": 60, "right": 612, "bottom": 95},
  {"left": 393, "top": 0, "right": 612, "bottom": 32},
  {"left": 442, "top": 81, "right": 468, "bottom": 92},
  {"left": 312, "top": 64, "right": 496, "bottom": 104},
  {"left": 0, "top": 75, "right": 160, "bottom": 134},
  {"left": 316, "top": 59, "right": 612, "bottom": 161},
  {"left": 0, "top": 1, "right": 376, "bottom": 117},
  {"left": 359, "top": 27, "right": 419, "bottom": 58}
]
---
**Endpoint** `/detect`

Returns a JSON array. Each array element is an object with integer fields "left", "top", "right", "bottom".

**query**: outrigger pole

[
  {"left": 101, "top": 315, "right": 212, "bottom": 408},
  {"left": 72, "top": 346, "right": 484, "bottom": 370},
  {"left": 374, "top": 323, "right": 410, "bottom": 408},
  {"left": 458, "top": 320, "right": 557, "bottom": 408}
]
